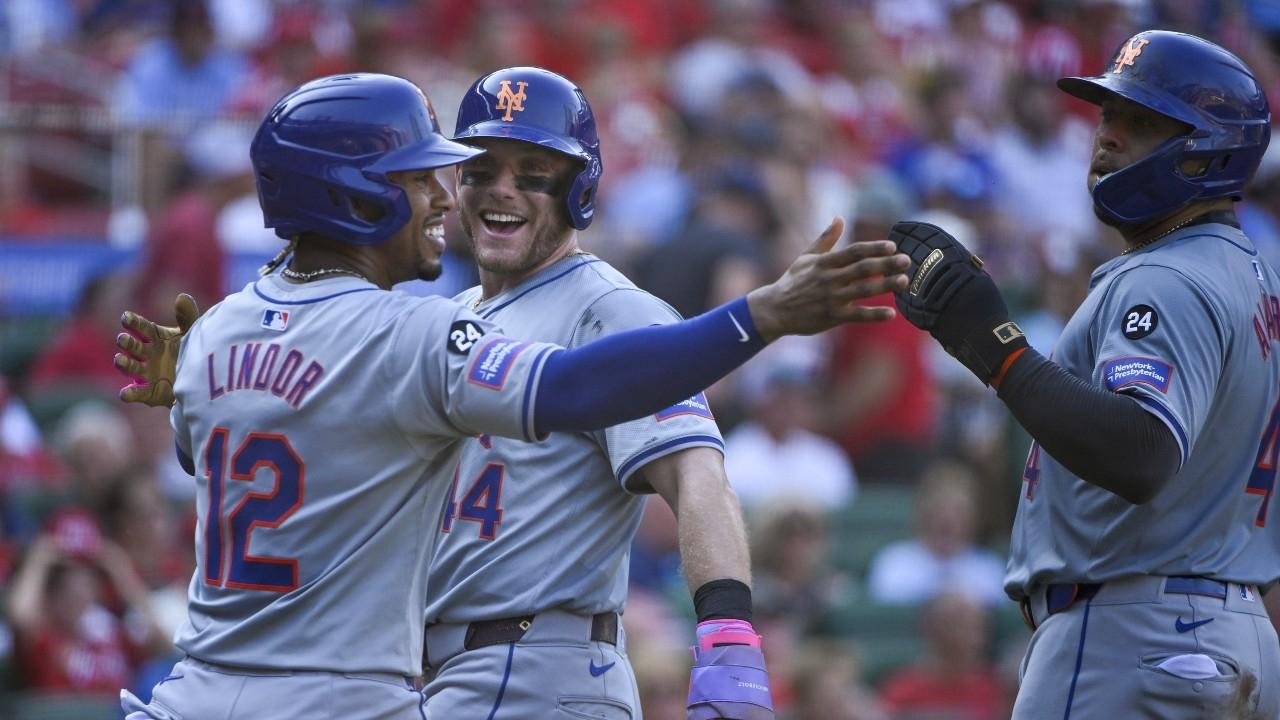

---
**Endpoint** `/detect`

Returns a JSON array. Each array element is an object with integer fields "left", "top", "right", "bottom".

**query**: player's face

[
  {"left": 455, "top": 138, "right": 578, "bottom": 277},
  {"left": 1088, "top": 95, "right": 1190, "bottom": 195},
  {"left": 384, "top": 169, "right": 455, "bottom": 282}
]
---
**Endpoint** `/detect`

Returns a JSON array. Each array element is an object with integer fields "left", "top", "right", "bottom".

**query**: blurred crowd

[{"left": 3, "top": 0, "right": 1280, "bottom": 718}]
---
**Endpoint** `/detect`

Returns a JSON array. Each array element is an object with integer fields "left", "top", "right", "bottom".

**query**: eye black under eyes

[
  {"left": 514, "top": 175, "right": 559, "bottom": 194},
  {"left": 459, "top": 169, "right": 560, "bottom": 195}
]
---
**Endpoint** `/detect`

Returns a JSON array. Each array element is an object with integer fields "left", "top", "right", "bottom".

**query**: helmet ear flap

[
  {"left": 566, "top": 156, "right": 602, "bottom": 230},
  {"left": 1092, "top": 136, "right": 1202, "bottom": 225}
]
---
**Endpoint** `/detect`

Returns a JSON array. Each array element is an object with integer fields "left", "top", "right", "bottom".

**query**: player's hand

[
  {"left": 746, "top": 217, "right": 910, "bottom": 341},
  {"left": 889, "top": 221, "right": 1028, "bottom": 385},
  {"left": 115, "top": 293, "right": 199, "bottom": 408},
  {"left": 687, "top": 620, "right": 774, "bottom": 720}
]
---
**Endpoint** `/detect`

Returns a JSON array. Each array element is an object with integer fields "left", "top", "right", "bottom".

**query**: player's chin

[
  {"left": 472, "top": 246, "right": 522, "bottom": 274},
  {"left": 1091, "top": 203, "right": 1123, "bottom": 229},
  {"left": 418, "top": 259, "right": 443, "bottom": 282}
]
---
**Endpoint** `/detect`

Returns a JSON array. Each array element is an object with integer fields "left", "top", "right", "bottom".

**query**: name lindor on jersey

[{"left": 206, "top": 342, "right": 325, "bottom": 409}]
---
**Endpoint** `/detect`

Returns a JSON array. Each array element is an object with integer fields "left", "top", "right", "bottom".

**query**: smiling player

[{"left": 422, "top": 67, "right": 768, "bottom": 720}]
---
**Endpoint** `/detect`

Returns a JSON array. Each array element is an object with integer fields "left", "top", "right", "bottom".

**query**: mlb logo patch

[
  {"left": 468, "top": 338, "right": 527, "bottom": 390},
  {"left": 656, "top": 392, "right": 715, "bottom": 422},
  {"left": 262, "top": 309, "right": 290, "bottom": 332},
  {"left": 1102, "top": 356, "right": 1174, "bottom": 394}
]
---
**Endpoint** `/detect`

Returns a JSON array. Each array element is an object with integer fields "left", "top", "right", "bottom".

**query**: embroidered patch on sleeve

[
  {"left": 1102, "top": 356, "right": 1174, "bottom": 394},
  {"left": 468, "top": 337, "right": 528, "bottom": 390},
  {"left": 655, "top": 392, "right": 715, "bottom": 421}
]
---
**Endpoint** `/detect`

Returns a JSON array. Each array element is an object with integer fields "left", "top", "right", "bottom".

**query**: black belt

[
  {"left": 463, "top": 611, "right": 618, "bottom": 651},
  {"left": 1020, "top": 576, "right": 1229, "bottom": 631}
]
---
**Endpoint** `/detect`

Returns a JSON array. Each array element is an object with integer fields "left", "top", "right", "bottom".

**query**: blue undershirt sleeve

[
  {"left": 176, "top": 441, "right": 195, "bottom": 476},
  {"left": 534, "top": 297, "right": 766, "bottom": 435}
]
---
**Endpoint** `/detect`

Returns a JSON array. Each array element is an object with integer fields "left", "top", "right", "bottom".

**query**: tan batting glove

[{"left": 114, "top": 293, "right": 200, "bottom": 408}]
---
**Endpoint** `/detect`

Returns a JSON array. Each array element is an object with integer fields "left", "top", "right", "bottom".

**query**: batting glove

[
  {"left": 114, "top": 293, "right": 199, "bottom": 408},
  {"left": 889, "top": 221, "right": 1028, "bottom": 386},
  {"left": 687, "top": 619, "right": 774, "bottom": 720}
]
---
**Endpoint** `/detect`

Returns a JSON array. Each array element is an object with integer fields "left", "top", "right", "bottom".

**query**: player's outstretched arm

[
  {"left": 746, "top": 218, "right": 907, "bottom": 341},
  {"left": 643, "top": 449, "right": 774, "bottom": 720},
  {"left": 888, "top": 221, "right": 1179, "bottom": 503},
  {"left": 115, "top": 293, "right": 200, "bottom": 408},
  {"left": 534, "top": 217, "right": 909, "bottom": 435}
]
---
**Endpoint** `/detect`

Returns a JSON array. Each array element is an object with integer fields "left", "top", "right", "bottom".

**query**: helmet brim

[
  {"left": 367, "top": 134, "right": 486, "bottom": 175},
  {"left": 453, "top": 120, "right": 592, "bottom": 161},
  {"left": 1058, "top": 75, "right": 1204, "bottom": 130}
]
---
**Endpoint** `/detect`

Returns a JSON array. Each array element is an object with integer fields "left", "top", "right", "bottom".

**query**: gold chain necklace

[
  {"left": 1121, "top": 216, "right": 1196, "bottom": 256},
  {"left": 281, "top": 266, "right": 372, "bottom": 283}
]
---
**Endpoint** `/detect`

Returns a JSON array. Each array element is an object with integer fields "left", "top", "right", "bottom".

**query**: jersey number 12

[{"left": 203, "top": 427, "right": 304, "bottom": 592}]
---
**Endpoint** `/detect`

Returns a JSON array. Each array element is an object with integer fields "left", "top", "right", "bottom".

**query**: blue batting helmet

[
  {"left": 453, "top": 67, "right": 603, "bottom": 230},
  {"left": 1058, "top": 30, "right": 1271, "bottom": 226},
  {"left": 251, "top": 73, "right": 483, "bottom": 245}
]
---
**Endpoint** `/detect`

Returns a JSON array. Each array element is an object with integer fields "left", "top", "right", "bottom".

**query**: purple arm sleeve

[{"left": 534, "top": 297, "right": 766, "bottom": 435}]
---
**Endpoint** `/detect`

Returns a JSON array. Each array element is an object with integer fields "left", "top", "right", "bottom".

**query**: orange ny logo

[
  {"left": 495, "top": 80, "right": 529, "bottom": 121},
  {"left": 1112, "top": 37, "right": 1149, "bottom": 74}
]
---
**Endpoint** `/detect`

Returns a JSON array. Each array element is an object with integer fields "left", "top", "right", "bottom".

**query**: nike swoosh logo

[
  {"left": 729, "top": 313, "right": 749, "bottom": 343},
  {"left": 1175, "top": 616, "right": 1214, "bottom": 633},
  {"left": 157, "top": 673, "right": 185, "bottom": 686},
  {"left": 588, "top": 660, "right": 616, "bottom": 677}
]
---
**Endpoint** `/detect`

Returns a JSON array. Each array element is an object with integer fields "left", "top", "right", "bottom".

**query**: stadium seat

[
  {"left": 6, "top": 692, "right": 120, "bottom": 720},
  {"left": 828, "top": 484, "right": 917, "bottom": 578},
  {"left": 0, "top": 318, "right": 60, "bottom": 382},
  {"left": 992, "top": 600, "right": 1030, "bottom": 652},
  {"left": 819, "top": 601, "right": 922, "bottom": 684},
  {"left": 21, "top": 386, "right": 115, "bottom": 436}
]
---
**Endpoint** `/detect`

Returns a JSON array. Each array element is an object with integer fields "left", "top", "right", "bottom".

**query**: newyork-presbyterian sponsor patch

[
  {"left": 468, "top": 337, "right": 528, "bottom": 390},
  {"left": 656, "top": 392, "right": 715, "bottom": 421},
  {"left": 1103, "top": 356, "right": 1174, "bottom": 394}
]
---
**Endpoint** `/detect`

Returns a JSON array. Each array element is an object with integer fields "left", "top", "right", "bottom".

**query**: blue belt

[{"left": 1023, "top": 576, "right": 1229, "bottom": 631}]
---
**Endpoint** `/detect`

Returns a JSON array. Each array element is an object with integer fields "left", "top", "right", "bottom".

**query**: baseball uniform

[
  {"left": 1008, "top": 221, "right": 1280, "bottom": 719},
  {"left": 124, "top": 273, "right": 560, "bottom": 719},
  {"left": 423, "top": 253, "right": 723, "bottom": 718}
]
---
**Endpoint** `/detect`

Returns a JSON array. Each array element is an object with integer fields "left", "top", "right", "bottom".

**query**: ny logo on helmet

[
  {"left": 495, "top": 80, "right": 529, "bottom": 121},
  {"left": 1112, "top": 37, "right": 1149, "bottom": 75}
]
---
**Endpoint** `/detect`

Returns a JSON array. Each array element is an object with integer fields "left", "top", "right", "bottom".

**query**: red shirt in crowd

[
  {"left": 27, "top": 317, "right": 121, "bottom": 394},
  {"left": 879, "top": 667, "right": 1007, "bottom": 720},
  {"left": 19, "top": 607, "right": 140, "bottom": 694},
  {"left": 827, "top": 298, "right": 938, "bottom": 461},
  {"left": 139, "top": 190, "right": 226, "bottom": 315}
]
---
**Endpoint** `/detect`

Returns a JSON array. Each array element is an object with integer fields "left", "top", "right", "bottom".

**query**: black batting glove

[{"left": 889, "top": 221, "right": 1028, "bottom": 386}]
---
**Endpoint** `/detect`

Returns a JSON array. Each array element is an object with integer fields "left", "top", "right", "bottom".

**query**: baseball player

[
  {"left": 888, "top": 31, "right": 1280, "bottom": 719},
  {"left": 419, "top": 67, "right": 765, "bottom": 720},
  {"left": 112, "top": 72, "right": 909, "bottom": 720}
]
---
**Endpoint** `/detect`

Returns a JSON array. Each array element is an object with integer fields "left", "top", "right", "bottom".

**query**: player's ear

[
  {"left": 349, "top": 196, "right": 386, "bottom": 223},
  {"left": 1179, "top": 157, "right": 1212, "bottom": 178}
]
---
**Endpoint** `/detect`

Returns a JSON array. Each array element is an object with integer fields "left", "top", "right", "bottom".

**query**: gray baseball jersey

[
  {"left": 168, "top": 274, "right": 560, "bottom": 677},
  {"left": 1007, "top": 222, "right": 1280, "bottom": 593},
  {"left": 427, "top": 253, "right": 723, "bottom": 623},
  {"left": 1006, "top": 222, "right": 1280, "bottom": 719}
]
